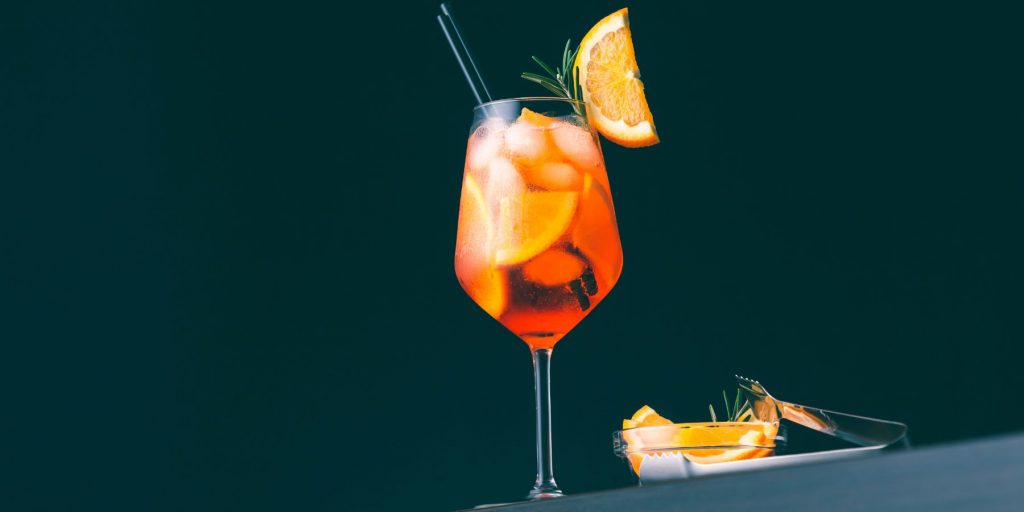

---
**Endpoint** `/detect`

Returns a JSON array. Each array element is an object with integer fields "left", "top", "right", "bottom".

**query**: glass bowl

[{"left": 613, "top": 422, "right": 787, "bottom": 483}]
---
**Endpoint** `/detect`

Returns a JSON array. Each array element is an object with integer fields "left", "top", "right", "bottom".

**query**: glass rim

[
  {"left": 612, "top": 425, "right": 785, "bottom": 456},
  {"left": 473, "top": 96, "right": 585, "bottom": 113},
  {"left": 614, "top": 444, "right": 779, "bottom": 456},
  {"left": 618, "top": 421, "right": 778, "bottom": 432}
]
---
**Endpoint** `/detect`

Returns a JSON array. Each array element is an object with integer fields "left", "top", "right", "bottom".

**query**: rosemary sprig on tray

[{"left": 709, "top": 388, "right": 753, "bottom": 422}]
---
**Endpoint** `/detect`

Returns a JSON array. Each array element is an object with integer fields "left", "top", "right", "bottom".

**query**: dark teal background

[{"left": 5, "top": 0, "right": 1023, "bottom": 510}]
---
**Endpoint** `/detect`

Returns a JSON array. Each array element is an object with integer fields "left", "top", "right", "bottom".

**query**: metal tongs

[{"left": 736, "top": 375, "right": 909, "bottom": 448}]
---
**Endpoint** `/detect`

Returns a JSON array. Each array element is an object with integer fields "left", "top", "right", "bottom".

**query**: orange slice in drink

[
  {"left": 494, "top": 191, "right": 578, "bottom": 266},
  {"left": 575, "top": 8, "right": 659, "bottom": 147},
  {"left": 522, "top": 248, "right": 585, "bottom": 286},
  {"left": 462, "top": 266, "right": 506, "bottom": 320},
  {"left": 572, "top": 173, "right": 622, "bottom": 290},
  {"left": 518, "top": 107, "right": 557, "bottom": 128},
  {"left": 455, "top": 175, "right": 506, "bottom": 318},
  {"left": 456, "top": 175, "right": 494, "bottom": 261}
]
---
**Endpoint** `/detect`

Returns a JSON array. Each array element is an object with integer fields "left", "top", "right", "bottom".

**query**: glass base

[{"left": 526, "top": 487, "right": 565, "bottom": 500}]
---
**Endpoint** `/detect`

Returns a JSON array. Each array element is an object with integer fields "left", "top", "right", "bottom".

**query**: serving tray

[{"left": 638, "top": 445, "right": 884, "bottom": 483}]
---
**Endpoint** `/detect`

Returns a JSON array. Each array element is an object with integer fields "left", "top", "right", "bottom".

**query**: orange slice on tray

[
  {"left": 621, "top": 405, "right": 674, "bottom": 474},
  {"left": 575, "top": 8, "right": 659, "bottom": 147},
  {"left": 620, "top": 405, "right": 778, "bottom": 475},
  {"left": 673, "top": 422, "right": 779, "bottom": 464},
  {"left": 622, "top": 405, "right": 673, "bottom": 429}
]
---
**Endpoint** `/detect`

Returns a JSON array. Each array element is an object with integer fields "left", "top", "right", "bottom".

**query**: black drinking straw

[{"left": 437, "top": 2, "right": 492, "bottom": 105}]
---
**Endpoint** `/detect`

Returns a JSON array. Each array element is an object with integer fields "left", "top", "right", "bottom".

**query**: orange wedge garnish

[{"left": 575, "top": 8, "right": 658, "bottom": 147}]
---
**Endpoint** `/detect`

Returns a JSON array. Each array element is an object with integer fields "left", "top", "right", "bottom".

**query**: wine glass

[{"left": 454, "top": 97, "right": 623, "bottom": 499}]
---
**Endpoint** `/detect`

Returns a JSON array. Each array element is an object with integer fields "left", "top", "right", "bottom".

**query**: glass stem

[{"left": 527, "top": 348, "right": 563, "bottom": 499}]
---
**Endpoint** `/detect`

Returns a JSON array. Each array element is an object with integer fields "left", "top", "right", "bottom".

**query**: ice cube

[
  {"left": 505, "top": 120, "right": 552, "bottom": 165},
  {"left": 523, "top": 162, "right": 583, "bottom": 191},
  {"left": 551, "top": 121, "right": 603, "bottom": 171},
  {"left": 483, "top": 157, "right": 526, "bottom": 205},
  {"left": 466, "top": 119, "right": 507, "bottom": 173}
]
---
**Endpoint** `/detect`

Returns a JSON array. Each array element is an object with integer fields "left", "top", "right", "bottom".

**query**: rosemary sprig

[
  {"left": 708, "top": 388, "right": 753, "bottom": 422},
  {"left": 521, "top": 39, "right": 584, "bottom": 115}
]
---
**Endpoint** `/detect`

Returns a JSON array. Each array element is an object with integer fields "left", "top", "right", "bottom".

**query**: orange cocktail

[
  {"left": 453, "top": 97, "right": 623, "bottom": 499},
  {"left": 444, "top": 4, "right": 656, "bottom": 500},
  {"left": 455, "top": 103, "right": 623, "bottom": 350}
]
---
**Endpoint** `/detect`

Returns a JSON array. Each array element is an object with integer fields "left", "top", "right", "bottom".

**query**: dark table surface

[{"left": 466, "top": 433, "right": 1024, "bottom": 511}]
